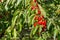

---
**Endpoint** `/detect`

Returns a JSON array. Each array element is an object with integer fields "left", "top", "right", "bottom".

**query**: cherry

[
  {"left": 38, "top": 10, "right": 41, "bottom": 14},
  {"left": 33, "top": 0, "right": 36, "bottom": 2},
  {"left": 41, "top": 15, "right": 44, "bottom": 18},
  {"left": 31, "top": 6, "right": 36, "bottom": 10},
  {"left": 42, "top": 20, "right": 46, "bottom": 26},
  {"left": 34, "top": 22, "right": 37, "bottom": 27},
  {"left": 38, "top": 17, "right": 42, "bottom": 21},
  {"left": 38, "top": 21, "right": 42, "bottom": 25}
]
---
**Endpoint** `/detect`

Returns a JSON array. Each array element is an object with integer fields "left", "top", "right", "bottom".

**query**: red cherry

[
  {"left": 38, "top": 10, "right": 41, "bottom": 14},
  {"left": 34, "top": 22, "right": 37, "bottom": 27},
  {"left": 41, "top": 15, "right": 44, "bottom": 18},
  {"left": 38, "top": 16, "right": 44, "bottom": 21},
  {"left": 38, "top": 17, "right": 42, "bottom": 21},
  {"left": 38, "top": 21, "right": 42, "bottom": 25},
  {"left": 33, "top": 0, "right": 36, "bottom": 2},
  {"left": 31, "top": 6, "right": 36, "bottom": 10},
  {"left": 42, "top": 20, "right": 46, "bottom": 26}
]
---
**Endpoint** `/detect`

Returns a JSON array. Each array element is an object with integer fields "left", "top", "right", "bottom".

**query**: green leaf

[
  {"left": 30, "top": 26, "right": 38, "bottom": 36},
  {"left": 42, "top": 32, "right": 47, "bottom": 40},
  {"left": 33, "top": 26, "right": 38, "bottom": 35},
  {"left": 54, "top": 27, "right": 58, "bottom": 40},
  {"left": 18, "top": 23, "right": 23, "bottom": 32},
  {"left": 37, "top": 37, "right": 43, "bottom": 40},
  {"left": 38, "top": 4, "right": 46, "bottom": 17},
  {"left": 5, "top": 0, "right": 10, "bottom": 10},
  {"left": 13, "top": 10, "right": 20, "bottom": 16},
  {"left": 15, "top": 0, "right": 22, "bottom": 8},
  {"left": 25, "top": 0, "right": 30, "bottom": 7},
  {"left": 11, "top": 16, "right": 18, "bottom": 27},
  {"left": 57, "top": 34, "right": 60, "bottom": 40},
  {"left": 47, "top": 21, "right": 51, "bottom": 30},
  {"left": 38, "top": 26, "right": 42, "bottom": 33},
  {"left": 12, "top": 0, "right": 16, "bottom": 4},
  {"left": 13, "top": 28, "right": 17, "bottom": 39},
  {"left": 28, "top": 14, "right": 35, "bottom": 26}
]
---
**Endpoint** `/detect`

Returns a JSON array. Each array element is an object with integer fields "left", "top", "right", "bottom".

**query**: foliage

[{"left": 0, "top": 0, "right": 60, "bottom": 40}]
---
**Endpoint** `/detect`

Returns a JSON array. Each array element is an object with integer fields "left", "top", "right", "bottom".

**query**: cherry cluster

[{"left": 31, "top": 0, "right": 47, "bottom": 30}]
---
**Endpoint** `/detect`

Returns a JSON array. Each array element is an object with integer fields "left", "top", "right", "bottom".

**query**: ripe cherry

[
  {"left": 38, "top": 17, "right": 42, "bottom": 21},
  {"left": 42, "top": 20, "right": 46, "bottom": 26},
  {"left": 38, "top": 10, "right": 41, "bottom": 14},
  {"left": 41, "top": 15, "right": 44, "bottom": 18},
  {"left": 34, "top": 22, "right": 37, "bottom": 27},
  {"left": 38, "top": 21, "right": 42, "bottom": 25},
  {"left": 33, "top": 0, "right": 36, "bottom": 2},
  {"left": 31, "top": 6, "right": 36, "bottom": 10}
]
